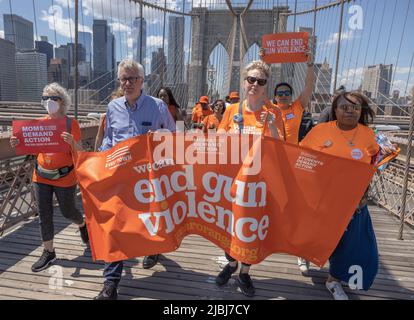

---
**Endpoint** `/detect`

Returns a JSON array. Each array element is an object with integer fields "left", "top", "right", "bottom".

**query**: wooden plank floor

[{"left": 0, "top": 202, "right": 413, "bottom": 300}]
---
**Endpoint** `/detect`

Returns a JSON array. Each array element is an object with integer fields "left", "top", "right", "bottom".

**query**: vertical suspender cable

[
  {"left": 74, "top": 0, "right": 79, "bottom": 119},
  {"left": 333, "top": 0, "right": 345, "bottom": 92}
]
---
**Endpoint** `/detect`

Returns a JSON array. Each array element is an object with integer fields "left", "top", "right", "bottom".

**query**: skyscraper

[
  {"left": 151, "top": 48, "right": 166, "bottom": 76},
  {"left": 93, "top": 20, "right": 115, "bottom": 102},
  {"left": 48, "top": 58, "right": 69, "bottom": 88},
  {"left": 0, "top": 38, "right": 17, "bottom": 101},
  {"left": 362, "top": 64, "right": 393, "bottom": 103},
  {"left": 167, "top": 16, "right": 184, "bottom": 84},
  {"left": 132, "top": 17, "right": 147, "bottom": 65},
  {"left": 3, "top": 14, "right": 34, "bottom": 50},
  {"left": 55, "top": 45, "right": 70, "bottom": 87},
  {"left": 314, "top": 58, "right": 332, "bottom": 102},
  {"left": 35, "top": 36, "right": 53, "bottom": 67},
  {"left": 15, "top": 51, "right": 47, "bottom": 102},
  {"left": 78, "top": 31, "right": 92, "bottom": 63}
]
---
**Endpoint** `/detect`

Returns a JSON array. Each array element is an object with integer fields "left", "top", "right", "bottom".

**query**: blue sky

[{"left": 1, "top": 0, "right": 413, "bottom": 96}]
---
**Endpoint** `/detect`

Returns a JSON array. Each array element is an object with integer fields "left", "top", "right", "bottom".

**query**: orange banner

[
  {"left": 75, "top": 133, "right": 376, "bottom": 267},
  {"left": 262, "top": 32, "right": 309, "bottom": 64}
]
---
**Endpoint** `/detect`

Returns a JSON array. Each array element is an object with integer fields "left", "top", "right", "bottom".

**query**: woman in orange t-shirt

[
  {"left": 301, "top": 91, "right": 380, "bottom": 300},
  {"left": 158, "top": 87, "right": 184, "bottom": 123},
  {"left": 201, "top": 99, "right": 225, "bottom": 132},
  {"left": 10, "top": 83, "right": 89, "bottom": 273},
  {"left": 216, "top": 60, "right": 284, "bottom": 298}
]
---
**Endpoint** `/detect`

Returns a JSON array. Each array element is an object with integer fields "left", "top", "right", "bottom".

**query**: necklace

[{"left": 336, "top": 122, "right": 359, "bottom": 147}]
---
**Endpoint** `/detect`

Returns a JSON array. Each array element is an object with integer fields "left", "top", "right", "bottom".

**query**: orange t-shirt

[
  {"left": 192, "top": 104, "right": 213, "bottom": 123},
  {"left": 168, "top": 105, "right": 179, "bottom": 122},
  {"left": 32, "top": 116, "right": 81, "bottom": 187},
  {"left": 300, "top": 121, "right": 379, "bottom": 164},
  {"left": 202, "top": 114, "right": 221, "bottom": 132},
  {"left": 218, "top": 102, "right": 284, "bottom": 139},
  {"left": 277, "top": 98, "right": 304, "bottom": 145}
]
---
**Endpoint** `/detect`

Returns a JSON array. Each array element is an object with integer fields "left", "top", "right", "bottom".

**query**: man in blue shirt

[{"left": 96, "top": 58, "right": 176, "bottom": 300}]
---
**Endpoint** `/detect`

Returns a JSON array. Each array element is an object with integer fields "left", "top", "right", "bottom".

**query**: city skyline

[{"left": 0, "top": 0, "right": 413, "bottom": 102}]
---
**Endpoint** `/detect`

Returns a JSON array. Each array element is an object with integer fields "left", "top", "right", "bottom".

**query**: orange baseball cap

[
  {"left": 199, "top": 96, "right": 209, "bottom": 104},
  {"left": 229, "top": 92, "right": 239, "bottom": 99}
]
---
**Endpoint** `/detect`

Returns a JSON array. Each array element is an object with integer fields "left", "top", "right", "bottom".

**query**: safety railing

[{"left": 369, "top": 161, "right": 414, "bottom": 227}]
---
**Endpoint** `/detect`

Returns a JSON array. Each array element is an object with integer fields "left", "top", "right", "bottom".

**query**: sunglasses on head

[
  {"left": 245, "top": 76, "right": 267, "bottom": 86},
  {"left": 41, "top": 96, "right": 61, "bottom": 101},
  {"left": 275, "top": 90, "right": 292, "bottom": 97}
]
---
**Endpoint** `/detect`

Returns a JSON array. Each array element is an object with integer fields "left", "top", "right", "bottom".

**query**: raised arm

[{"left": 298, "top": 51, "right": 315, "bottom": 109}]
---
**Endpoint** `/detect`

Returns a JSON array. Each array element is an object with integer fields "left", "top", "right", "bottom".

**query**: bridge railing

[{"left": 369, "top": 161, "right": 414, "bottom": 228}]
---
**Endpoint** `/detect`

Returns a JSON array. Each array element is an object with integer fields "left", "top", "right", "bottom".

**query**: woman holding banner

[
  {"left": 216, "top": 60, "right": 283, "bottom": 297},
  {"left": 300, "top": 91, "right": 384, "bottom": 300},
  {"left": 9, "top": 83, "right": 89, "bottom": 273}
]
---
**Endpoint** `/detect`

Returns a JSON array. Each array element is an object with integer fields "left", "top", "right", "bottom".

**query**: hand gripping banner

[{"left": 75, "top": 133, "right": 376, "bottom": 266}]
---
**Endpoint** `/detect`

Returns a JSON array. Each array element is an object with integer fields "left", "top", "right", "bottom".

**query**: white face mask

[{"left": 44, "top": 99, "right": 60, "bottom": 114}]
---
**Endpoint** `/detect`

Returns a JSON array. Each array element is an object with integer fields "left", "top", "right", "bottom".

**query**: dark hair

[
  {"left": 157, "top": 87, "right": 180, "bottom": 110},
  {"left": 212, "top": 99, "right": 225, "bottom": 115},
  {"left": 331, "top": 91, "right": 374, "bottom": 126},
  {"left": 274, "top": 82, "right": 293, "bottom": 96}
]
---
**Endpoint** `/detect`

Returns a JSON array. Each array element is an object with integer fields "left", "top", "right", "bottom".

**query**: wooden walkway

[{"left": 0, "top": 202, "right": 413, "bottom": 300}]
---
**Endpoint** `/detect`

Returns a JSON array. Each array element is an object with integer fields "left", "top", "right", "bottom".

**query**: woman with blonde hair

[
  {"left": 216, "top": 60, "right": 284, "bottom": 297},
  {"left": 10, "top": 83, "right": 89, "bottom": 272}
]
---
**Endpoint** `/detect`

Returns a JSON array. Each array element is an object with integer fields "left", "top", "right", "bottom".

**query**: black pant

[
  {"left": 34, "top": 182, "right": 84, "bottom": 242},
  {"left": 225, "top": 252, "right": 251, "bottom": 267}
]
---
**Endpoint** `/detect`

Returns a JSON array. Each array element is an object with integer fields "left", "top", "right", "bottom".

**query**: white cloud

[
  {"left": 391, "top": 79, "right": 414, "bottom": 95},
  {"left": 109, "top": 22, "right": 131, "bottom": 33},
  {"left": 147, "top": 35, "right": 164, "bottom": 48},
  {"left": 395, "top": 67, "right": 411, "bottom": 75},
  {"left": 127, "top": 37, "right": 133, "bottom": 49},
  {"left": 41, "top": 5, "right": 92, "bottom": 40},
  {"left": 55, "top": 0, "right": 74, "bottom": 8},
  {"left": 334, "top": 30, "right": 355, "bottom": 43},
  {"left": 337, "top": 67, "right": 364, "bottom": 90},
  {"left": 318, "top": 30, "right": 356, "bottom": 51}
]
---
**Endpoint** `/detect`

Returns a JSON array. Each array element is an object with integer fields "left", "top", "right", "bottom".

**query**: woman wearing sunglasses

[
  {"left": 300, "top": 91, "right": 380, "bottom": 300},
  {"left": 216, "top": 60, "right": 284, "bottom": 297},
  {"left": 9, "top": 83, "right": 89, "bottom": 273},
  {"left": 218, "top": 60, "right": 284, "bottom": 139}
]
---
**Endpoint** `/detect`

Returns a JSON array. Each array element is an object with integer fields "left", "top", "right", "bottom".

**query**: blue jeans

[{"left": 104, "top": 260, "right": 124, "bottom": 285}]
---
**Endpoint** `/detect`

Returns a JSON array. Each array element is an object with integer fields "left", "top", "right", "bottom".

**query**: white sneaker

[
  {"left": 326, "top": 281, "right": 349, "bottom": 300},
  {"left": 297, "top": 257, "right": 310, "bottom": 273}
]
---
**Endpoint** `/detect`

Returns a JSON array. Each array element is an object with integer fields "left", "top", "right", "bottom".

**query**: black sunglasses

[
  {"left": 245, "top": 76, "right": 267, "bottom": 86},
  {"left": 41, "top": 96, "right": 61, "bottom": 101},
  {"left": 275, "top": 90, "right": 292, "bottom": 97}
]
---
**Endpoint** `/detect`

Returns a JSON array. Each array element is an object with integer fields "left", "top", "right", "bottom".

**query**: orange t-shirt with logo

[
  {"left": 277, "top": 99, "right": 304, "bottom": 145},
  {"left": 218, "top": 102, "right": 284, "bottom": 139},
  {"left": 202, "top": 114, "right": 221, "bottom": 132},
  {"left": 32, "top": 116, "right": 81, "bottom": 187},
  {"left": 300, "top": 121, "right": 379, "bottom": 164},
  {"left": 168, "top": 105, "right": 179, "bottom": 122},
  {"left": 192, "top": 104, "right": 213, "bottom": 123}
]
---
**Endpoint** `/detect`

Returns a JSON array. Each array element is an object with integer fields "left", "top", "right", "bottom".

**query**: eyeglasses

[
  {"left": 41, "top": 96, "right": 61, "bottom": 101},
  {"left": 275, "top": 90, "right": 292, "bottom": 97},
  {"left": 245, "top": 76, "right": 267, "bottom": 86},
  {"left": 338, "top": 104, "right": 362, "bottom": 112},
  {"left": 118, "top": 76, "right": 141, "bottom": 84}
]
